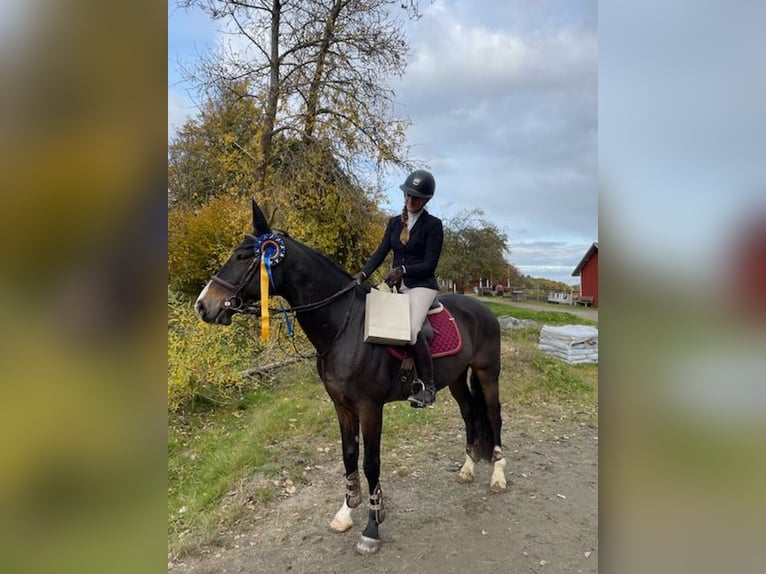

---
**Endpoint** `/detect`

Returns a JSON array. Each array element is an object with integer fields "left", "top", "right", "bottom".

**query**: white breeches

[{"left": 399, "top": 285, "right": 438, "bottom": 345}]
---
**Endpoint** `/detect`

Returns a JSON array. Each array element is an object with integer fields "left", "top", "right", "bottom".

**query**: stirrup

[{"left": 408, "top": 379, "right": 435, "bottom": 408}]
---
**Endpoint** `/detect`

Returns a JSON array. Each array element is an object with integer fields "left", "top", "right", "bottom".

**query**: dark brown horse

[{"left": 195, "top": 201, "right": 507, "bottom": 555}]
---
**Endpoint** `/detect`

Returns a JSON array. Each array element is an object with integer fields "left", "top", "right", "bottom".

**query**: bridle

[
  {"left": 211, "top": 254, "right": 261, "bottom": 314},
  {"left": 210, "top": 232, "right": 358, "bottom": 316},
  {"left": 209, "top": 231, "right": 359, "bottom": 357}
]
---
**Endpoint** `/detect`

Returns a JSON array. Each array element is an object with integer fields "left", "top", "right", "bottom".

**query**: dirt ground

[{"left": 169, "top": 407, "right": 598, "bottom": 574}]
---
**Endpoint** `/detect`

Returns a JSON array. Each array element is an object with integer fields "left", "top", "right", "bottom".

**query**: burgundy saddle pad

[{"left": 387, "top": 305, "right": 463, "bottom": 360}]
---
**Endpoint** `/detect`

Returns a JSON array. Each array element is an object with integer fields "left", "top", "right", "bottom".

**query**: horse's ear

[{"left": 252, "top": 199, "right": 272, "bottom": 235}]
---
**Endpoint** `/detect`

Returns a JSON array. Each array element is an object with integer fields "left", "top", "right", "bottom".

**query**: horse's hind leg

[
  {"left": 448, "top": 368, "right": 479, "bottom": 484},
  {"left": 473, "top": 367, "right": 507, "bottom": 493},
  {"left": 330, "top": 404, "right": 361, "bottom": 533}
]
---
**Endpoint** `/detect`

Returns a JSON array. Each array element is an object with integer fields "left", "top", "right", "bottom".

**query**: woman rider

[{"left": 353, "top": 169, "right": 444, "bottom": 407}]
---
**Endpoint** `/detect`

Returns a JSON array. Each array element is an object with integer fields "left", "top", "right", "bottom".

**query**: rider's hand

[
  {"left": 384, "top": 266, "right": 404, "bottom": 287},
  {"left": 352, "top": 271, "right": 366, "bottom": 285}
]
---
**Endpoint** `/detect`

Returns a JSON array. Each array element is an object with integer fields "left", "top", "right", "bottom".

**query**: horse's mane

[{"left": 277, "top": 230, "right": 352, "bottom": 280}]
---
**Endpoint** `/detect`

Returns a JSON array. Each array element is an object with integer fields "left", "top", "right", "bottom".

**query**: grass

[
  {"left": 481, "top": 300, "right": 598, "bottom": 326},
  {"left": 168, "top": 301, "right": 598, "bottom": 557},
  {"left": 168, "top": 361, "right": 336, "bottom": 554},
  {"left": 530, "top": 353, "right": 594, "bottom": 397}
]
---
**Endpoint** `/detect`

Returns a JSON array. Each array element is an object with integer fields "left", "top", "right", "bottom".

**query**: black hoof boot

[{"left": 408, "top": 379, "right": 436, "bottom": 408}]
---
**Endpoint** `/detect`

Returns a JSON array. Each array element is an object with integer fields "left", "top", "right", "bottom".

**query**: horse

[{"left": 195, "top": 200, "right": 507, "bottom": 555}]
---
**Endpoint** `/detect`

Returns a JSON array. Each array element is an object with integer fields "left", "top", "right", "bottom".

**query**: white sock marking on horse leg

[
  {"left": 458, "top": 454, "right": 475, "bottom": 483},
  {"left": 330, "top": 499, "right": 353, "bottom": 532},
  {"left": 490, "top": 447, "right": 507, "bottom": 493}
]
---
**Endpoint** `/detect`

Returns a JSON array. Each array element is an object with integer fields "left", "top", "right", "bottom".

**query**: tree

[
  {"left": 168, "top": 79, "right": 388, "bottom": 289},
  {"left": 178, "top": 0, "right": 421, "bottom": 201},
  {"left": 170, "top": 0, "right": 422, "bottom": 278},
  {"left": 168, "top": 79, "right": 262, "bottom": 208},
  {"left": 437, "top": 209, "right": 516, "bottom": 293},
  {"left": 168, "top": 195, "right": 252, "bottom": 294},
  {"left": 267, "top": 136, "right": 388, "bottom": 272}
]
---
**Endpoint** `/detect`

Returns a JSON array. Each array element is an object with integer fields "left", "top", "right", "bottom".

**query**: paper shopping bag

[{"left": 364, "top": 287, "right": 411, "bottom": 345}]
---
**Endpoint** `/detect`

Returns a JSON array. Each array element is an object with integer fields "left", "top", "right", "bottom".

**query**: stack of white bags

[{"left": 537, "top": 325, "right": 598, "bottom": 364}]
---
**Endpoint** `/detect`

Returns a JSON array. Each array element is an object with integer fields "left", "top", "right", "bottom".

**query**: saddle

[
  {"left": 386, "top": 302, "right": 463, "bottom": 361},
  {"left": 385, "top": 301, "right": 463, "bottom": 400}
]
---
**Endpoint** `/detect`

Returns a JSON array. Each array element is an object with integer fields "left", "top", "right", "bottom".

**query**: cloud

[
  {"left": 509, "top": 240, "right": 591, "bottom": 285},
  {"left": 383, "top": 0, "right": 598, "bottom": 280}
]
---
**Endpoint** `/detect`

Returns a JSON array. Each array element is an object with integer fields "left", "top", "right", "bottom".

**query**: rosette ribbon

[{"left": 253, "top": 233, "right": 287, "bottom": 342}]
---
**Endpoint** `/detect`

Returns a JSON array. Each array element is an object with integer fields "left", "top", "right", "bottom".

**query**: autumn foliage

[{"left": 168, "top": 194, "right": 251, "bottom": 295}]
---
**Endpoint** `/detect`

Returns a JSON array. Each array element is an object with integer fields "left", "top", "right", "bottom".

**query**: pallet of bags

[{"left": 537, "top": 325, "right": 598, "bottom": 364}]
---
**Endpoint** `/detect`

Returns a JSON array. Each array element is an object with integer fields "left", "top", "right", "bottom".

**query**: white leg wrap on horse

[
  {"left": 490, "top": 449, "right": 507, "bottom": 493},
  {"left": 330, "top": 500, "right": 353, "bottom": 532},
  {"left": 458, "top": 454, "right": 476, "bottom": 483}
]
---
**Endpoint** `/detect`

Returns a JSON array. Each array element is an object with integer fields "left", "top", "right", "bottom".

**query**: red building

[
  {"left": 730, "top": 217, "right": 766, "bottom": 321},
  {"left": 572, "top": 242, "right": 598, "bottom": 307}
]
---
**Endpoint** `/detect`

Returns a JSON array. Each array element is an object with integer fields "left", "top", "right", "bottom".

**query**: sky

[
  {"left": 600, "top": 0, "right": 766, "bottom": 290},
  {"left": 169, "top": 0, "right": 597, "bottom": 286}
]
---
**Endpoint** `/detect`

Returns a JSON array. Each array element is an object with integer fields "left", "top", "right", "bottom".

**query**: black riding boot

[{"left": 407, "top": 331, "right": 436, "bottom": 408}]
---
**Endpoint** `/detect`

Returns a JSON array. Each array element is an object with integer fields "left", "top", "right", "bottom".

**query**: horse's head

[{"left": 195, "top": 200, "right": 279, "bottom": 324}]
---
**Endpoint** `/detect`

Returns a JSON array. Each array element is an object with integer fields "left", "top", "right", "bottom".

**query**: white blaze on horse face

[
  {"left": 330, "top": 499, "right": 353, "bottom": 532},
  {"left": 195, "top": 281, "right": 213, "bottom": 315}
]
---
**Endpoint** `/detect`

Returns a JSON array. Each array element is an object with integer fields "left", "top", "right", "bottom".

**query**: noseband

[
  {"left": 211, "top": 275, "right": 259, "bottom": 314},
  {"left": 211, "top": 263, "right": 260, "bottom": 314}
]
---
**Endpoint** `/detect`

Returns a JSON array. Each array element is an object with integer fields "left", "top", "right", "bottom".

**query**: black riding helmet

[{"left": 400, "top": 169, "right": 435, "bottom": 199}]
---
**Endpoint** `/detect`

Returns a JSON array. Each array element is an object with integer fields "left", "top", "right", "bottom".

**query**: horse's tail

[{"left": 468, "top": 370, "right": 496, "bottom": 462}]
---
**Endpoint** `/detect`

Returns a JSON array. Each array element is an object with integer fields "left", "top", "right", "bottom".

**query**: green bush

[
  {"left": 168, "top": 294, "right": 261, "bottom": 412},
  {"left": 168, "top": 195, "right": 251, "bottom": 295}
]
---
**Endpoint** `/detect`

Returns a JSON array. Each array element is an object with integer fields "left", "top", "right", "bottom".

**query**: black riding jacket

[{"left": 361, "top": 210, "right": 444, "bottom": 290}]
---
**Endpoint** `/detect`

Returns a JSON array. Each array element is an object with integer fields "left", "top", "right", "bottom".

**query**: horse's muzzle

[{"left": 195, "top": 299, "right": 234, "bottom": 325}]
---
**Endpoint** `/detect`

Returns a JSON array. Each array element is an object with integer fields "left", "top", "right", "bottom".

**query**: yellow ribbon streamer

[{"left": 260, "top": 255, "right": 270, "bottom": 341}]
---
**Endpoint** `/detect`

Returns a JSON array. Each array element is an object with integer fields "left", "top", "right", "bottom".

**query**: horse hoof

[
  {"left": 355, "top": 535, "right": 381, "bottom": 555},
  {"left": 457, "top": 471, "right": 475, "bottom": 484},
  {"left": 490, "top": 480, "right": 507, "bottom": 493},
  {"left": 330, "top": 517, "right": 353, "bottom": 532},
  {"left": 330, "top": 501, "right": 353, "bottom": 532}
]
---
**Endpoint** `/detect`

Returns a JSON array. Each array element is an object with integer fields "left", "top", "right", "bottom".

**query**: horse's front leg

[
  {"left": 355, "top": 403, "right": 385, "bottom": 555},
  {"left": 330, "top": 404, "right": 361, "bottom": 533}
]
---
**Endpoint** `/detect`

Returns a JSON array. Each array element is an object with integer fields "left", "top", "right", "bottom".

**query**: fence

[{"left": 482, "top": 287, "right": 581, "bottom": 304}]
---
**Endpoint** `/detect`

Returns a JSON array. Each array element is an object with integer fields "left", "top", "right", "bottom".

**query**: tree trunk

[
  {"left": 303, "top": 0, "right": 345, "bottom": 140},
  {"left": 256, "top": 0, "right": 283, "bottom": 211}
]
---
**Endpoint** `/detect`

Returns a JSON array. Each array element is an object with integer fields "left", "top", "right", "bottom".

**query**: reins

[
  {"left": 278, "top": 285, "right": 358, "bottom": 361},
  {"left": 276, "top": 280, "right": 358, "bottom": 315},
  {"left": 217, "top": 279, "right": 357, "bottom": 316}
]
